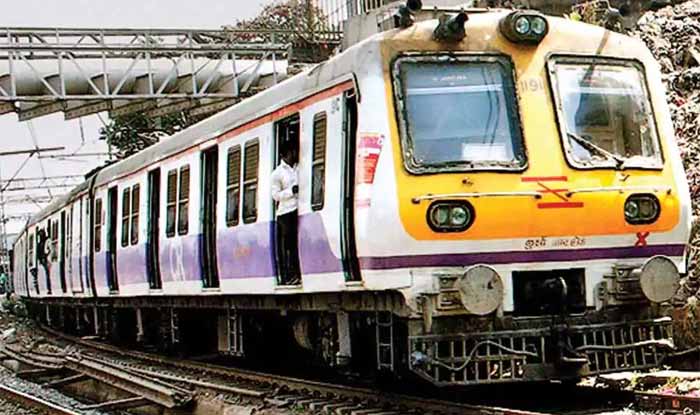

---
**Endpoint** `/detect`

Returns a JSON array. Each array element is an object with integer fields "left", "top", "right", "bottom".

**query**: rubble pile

[{"left": 632, "top": 1, "right": 700, "bottom": 302}]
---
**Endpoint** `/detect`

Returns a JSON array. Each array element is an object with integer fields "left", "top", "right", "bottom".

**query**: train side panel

[
  {"left": 296, "top": 94, "right": 346, "bottom": 291},
  {"left": 158, "top": 151, "right": 202, "bottom": 295},
  {"left": 215, "top": 123, "right": 277, "bottom": 292},
  {"left": 116, "top": 173, "right": 149, "bottom": 296}
]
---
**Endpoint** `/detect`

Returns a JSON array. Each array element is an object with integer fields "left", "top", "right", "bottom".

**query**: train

[{"left": 11, "top": 5, "right": 691, "bottom": 386}]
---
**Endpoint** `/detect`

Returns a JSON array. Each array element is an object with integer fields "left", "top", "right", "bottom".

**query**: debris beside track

[
  {"left": 596, "top": 370, "right": 700, "bottom": 397},
  {"left": 632, "top": 1, "right": 700, "bottom": 356}
]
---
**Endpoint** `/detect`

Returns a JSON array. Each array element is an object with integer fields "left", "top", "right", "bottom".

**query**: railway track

[
  {"left": 0, "top": 383, "right": 82, "bottom": 415},
  {"left": 35, "top": 325, "right": 555, "bottom": 415},
  {"left": 4, "top": 324, "right": 692, "bottom": 415}
]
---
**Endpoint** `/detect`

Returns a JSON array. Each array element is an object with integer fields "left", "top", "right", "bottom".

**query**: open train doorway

[
  {"left": 201, "top": 146, "right": 220, "bottom": 289},
  {"left": 59, "top": 211, "right": 67, "bottom": 292},
  {"left": 147, "top": 169, "right": 162, "bottom": 290},
  {"left": 342, "top": 92, "right": 361, "bottom": 282},
  {"left": 273, "top": 114, "right": 301, "bottom": 286},
  {"left": 106, "top": 187, "right": 119, "bottom": 292}
]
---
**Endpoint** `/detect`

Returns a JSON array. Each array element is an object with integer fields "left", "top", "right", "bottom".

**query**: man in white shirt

[{"left": 271, "top": 145, "right": 301, "bottom": 285}]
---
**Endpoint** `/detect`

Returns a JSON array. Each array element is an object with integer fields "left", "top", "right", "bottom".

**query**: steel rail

[
  {"left": 63, "top": 355, "right": 193, "bottom": 409},
  {"left": 40, "top": 325, "right": 551, "bottom": 415},
  {"left": 0, "top": 342, "right": 192, "bottom": 409},
  {"left": 0, "top": 344, "right": 64, "bottom": 370},
  {"left": 0, "top": 383, "right": 82, "bottom": 415}
]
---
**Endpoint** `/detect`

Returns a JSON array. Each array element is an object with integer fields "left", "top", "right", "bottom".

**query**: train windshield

[
  {"left": 394, "top": 56, "right": 526, "bottom": 173},
  {"left": 550, "top": 59, "right": 662, "bottom": 169}
]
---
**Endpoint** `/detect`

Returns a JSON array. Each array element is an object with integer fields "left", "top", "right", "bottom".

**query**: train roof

[
  {"left": 21, "top": 9, "right": 652, "bottom": 232},
  {"left": 23, "top": 21, "right": 385, "bottom": 229}
]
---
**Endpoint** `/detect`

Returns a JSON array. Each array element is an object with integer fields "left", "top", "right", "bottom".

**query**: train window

[
  {"left": 94, "top": 198, "right": 102, "bottom": 252},
  {"left": 166, "top": 170, "right": 177, "bottom": 237},
  {"left": 226, "top": 145, "right": 242, "bottom": 227},
  {"left": 28, "top": 233, "right": 34, "bottom": 268},
  {"left": 548, "top": 57, "right": 662, "bottom": 169},
  {"left": 178, "top": 165, "right": 190, "bottom": 235},
  {"left": 51, "top": 220, "right": 58, "bottom": 262},
  {"left": 242, "top": 140, "right": 259, "bottom": 224},
  {"left": 121, "top": 188, "right": 130, "bottom": 247},
  {"left": 393, "top": 55, "right": 526, "bottom": 173},
  {"left": 131, "top": 184, "right": 140, "bottom": 245},
  {"left": 311, "top": 112, "right": 327, "bottom": 211}
]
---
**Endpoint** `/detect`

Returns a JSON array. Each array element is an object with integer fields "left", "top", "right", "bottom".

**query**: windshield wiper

[{"left": 567, "top": 132, "right": 625, "bottom": 169}]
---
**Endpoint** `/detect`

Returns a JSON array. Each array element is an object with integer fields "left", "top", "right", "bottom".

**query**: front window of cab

[
  {"left": 549, "top": 57, "right": 662, "bottom": 169},
  {"left": 393, "top": 55, "right": 526, "bottom": 173}
]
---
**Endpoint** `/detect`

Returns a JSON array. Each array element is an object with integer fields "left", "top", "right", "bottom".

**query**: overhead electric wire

[{"left": 26, "top": 121, "right": 53, "bottom": 198}]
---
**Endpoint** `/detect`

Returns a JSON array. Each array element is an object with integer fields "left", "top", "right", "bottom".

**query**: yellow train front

[{"left": 362, "top": 7, "right": 692, "bottom": 385}]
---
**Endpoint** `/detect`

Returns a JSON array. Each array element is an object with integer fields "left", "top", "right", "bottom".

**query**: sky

[{"left": 0, "top": 0, "right": 270, "bottom": 235}]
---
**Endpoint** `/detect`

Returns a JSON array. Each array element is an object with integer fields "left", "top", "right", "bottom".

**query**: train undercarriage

[{"left": 21, "top": 290, "right": 676, "bottom": 387}]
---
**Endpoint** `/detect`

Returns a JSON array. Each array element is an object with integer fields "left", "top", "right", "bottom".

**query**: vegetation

[
  {"left": 99, "top": 112, "right": 203, "bottom": 160},
  {"left": 102, "top": 0, "right": 330, "bottom": 159}
]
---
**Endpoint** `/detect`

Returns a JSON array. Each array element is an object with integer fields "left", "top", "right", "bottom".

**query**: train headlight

[
  {"left": 530, "top": 16, "right": 547, "bottom": 36},
  {"left": 499, "top": 11, "right": 549, "bottom": 45},
  {"left": 624, "top": 199, "right": 640, "bottom": 220},
  {"left": 427, "top": 201, "right": 474, "bottom": 232},
  {"left": 457, "top": 265, "right": 504, "bottom": 315},
  {"left": 450, "top": 206, "right": 469, "bottom": 226},
  {"left": 514, "top": 16, "right": 530, "bottom": 35},
  {"left": 624, "top": 194, "right": 660, "bottom": 224},
  {"left": 639, "top": 256, "right": 680, "bottom": 303}
]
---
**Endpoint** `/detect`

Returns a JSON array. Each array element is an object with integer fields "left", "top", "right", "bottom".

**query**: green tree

[
  {"left": 228, "top": 0, "right": 332, "bottom": 44},
  {"left": 99, "top": 112, "right": 203, "bottom": 160},
  {"left": 101, "top": 0, "right": 332, "bottom": 159}
]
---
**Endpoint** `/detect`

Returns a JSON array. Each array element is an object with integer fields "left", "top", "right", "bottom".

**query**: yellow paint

[{"left": 380, "top": 12, "right": 680, "bottom": 240}]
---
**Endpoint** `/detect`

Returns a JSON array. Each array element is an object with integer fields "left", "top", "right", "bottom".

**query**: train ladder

[
  {"left": 170, "top": 309, "right": 181, "bottom": 345},
  {"left": 227, "top": 308, "right": 244, "bottom": 357},
  {"left": 375, "top": 311, "right": 394, "bottom": 372}
]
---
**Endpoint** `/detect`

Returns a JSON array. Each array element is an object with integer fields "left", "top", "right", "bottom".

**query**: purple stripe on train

[
  {"left": 359, "top": 244, "right": 687, "bottom": 270},
  {"left": 88, "top": 213, "right": 340, "bottom": 285},
  {"left": 117, "top": 245, "right": 147, "bottom": 286},
  {"left": 217, "top": 213, "right": 342, "bottom": 279},
  {"left": 160, "top": 234, "right": 201, "bottom": 283}
]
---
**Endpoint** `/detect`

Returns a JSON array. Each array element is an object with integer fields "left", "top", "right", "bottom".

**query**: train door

[
  {"left": 342, "top": 92, "right": 361, "bottom": 282},
  {"left": 147, "top": 169, "right": 163, "bottom": 289},
  {"left": 106, "top": 187, "right": 119, "bottom": 292},
  {"left": 273, "top": 114, "right": 301, "bottom": 285},
  {"left": 201, "top": 147, "right": 220, "bottom": 288},
  {"left": 88, "top": 196, "right": 97, "bottom": 296},
  {"left": 72, "top": 202, "right": 84, "bottom": 294},
  {"left": 59, "top": 211, "right": 67, "bottom": 292}
]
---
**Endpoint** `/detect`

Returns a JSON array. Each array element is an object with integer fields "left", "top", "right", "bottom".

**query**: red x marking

[
  {"left": 536, "top": 182, "right": 568, "bottom": 202},
  {"left": 635, "top": 232, "right": 650, "bottom": 247},
  {"left": 522, "top": 176, "right": 584, "bottom": 209}
]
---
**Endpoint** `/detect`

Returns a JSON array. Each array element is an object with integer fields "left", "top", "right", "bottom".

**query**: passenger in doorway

[
  {"left": 36, "top": 227, "right": 51, "bottom": 292},
  {"left": 0, "top": 271, "right": 6, "bottom": 295},
  {"left": 271, "top": 145, "right": 301, "bottom": 286}
]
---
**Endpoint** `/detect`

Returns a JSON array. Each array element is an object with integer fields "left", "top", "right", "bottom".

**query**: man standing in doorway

[
  {"left": 271, "top": 145, "right": 301, "bottom": 286},
  {"left": 0, "top": 270, "right": 6, "bottom": 295}
]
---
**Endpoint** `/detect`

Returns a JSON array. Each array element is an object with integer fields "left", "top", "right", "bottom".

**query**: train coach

[{"left": 12, "top": 5, "right": 692, "bottom": 386}]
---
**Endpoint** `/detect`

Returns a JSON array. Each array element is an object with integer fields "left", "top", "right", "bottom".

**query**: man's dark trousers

[{"left": 276, "top": 210, "right": 301, "bottom": 285}]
